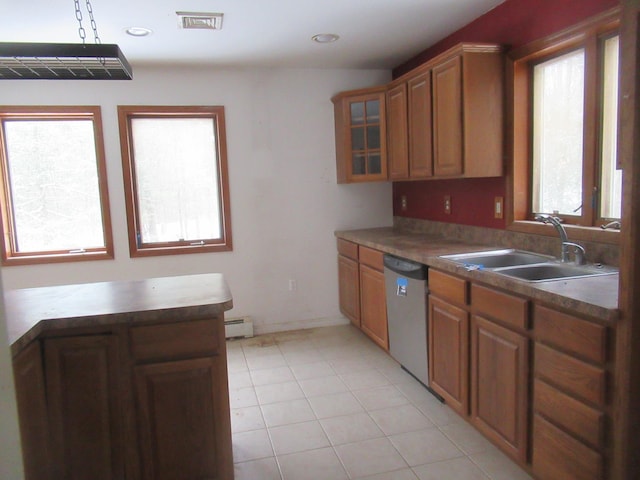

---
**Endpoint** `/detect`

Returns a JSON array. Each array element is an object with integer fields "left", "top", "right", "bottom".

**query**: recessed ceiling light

[
  {"left": 126, "top": 27, "right": 153, "bottom": 37},
  {"left": 312, "top": 33, "right": 339, "bottom": 44}
]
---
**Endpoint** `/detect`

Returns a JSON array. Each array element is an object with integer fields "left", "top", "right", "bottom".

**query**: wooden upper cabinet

[
  {"left": 433, "top": 55, "right": 464, "bottom": 176},
  {"left": 332, "top": 86, "right": 388, "bottom": 183},
  {"left": 387, "top": 82, "right": 409, "bottom": 180},
  {"left": 408, "top": 68, "right": 433, "bottom": 178},
  {"left": 387, "top": 68, "right": 434, "bottom": 181},
  {"left": 432, "top": 44, "right": 504, "bottom": 178}
]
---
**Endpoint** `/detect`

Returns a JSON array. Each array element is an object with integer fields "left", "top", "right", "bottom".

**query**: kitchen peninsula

[{"left": 6, "top": 273, "right": 234, "bottom": 480}]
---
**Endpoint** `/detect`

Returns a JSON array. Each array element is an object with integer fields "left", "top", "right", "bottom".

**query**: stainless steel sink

[
  {"left": 492, "top": 262, "right": 617, "bottom": 282},
  {"left": 440, "top": 249, "right": 552, "bottom": 269},
  {"left": 439, "top": 248, "right": 618, "bottom": 282}
]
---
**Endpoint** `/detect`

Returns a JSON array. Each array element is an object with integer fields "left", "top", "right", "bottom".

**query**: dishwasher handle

[{"left": 383, "top": 254, "right": 427, "bottom": 281}]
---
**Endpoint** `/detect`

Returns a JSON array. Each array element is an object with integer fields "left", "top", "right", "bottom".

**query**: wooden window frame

[
  {"left": 0, "top": 106, "right": 114, "bottom": 266},
  {"left": 118, "top": 105, "right": 232, "bottom": 258},
  {"left": 506, "top": 8, "right": 621, "bottom": 245}
]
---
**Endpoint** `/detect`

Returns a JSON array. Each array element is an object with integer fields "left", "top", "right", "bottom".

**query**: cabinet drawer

[
  {"left": 534, "top": 305, "right": 607, "bottom": 364},
  {"left": 534, "top": 378, "right": 604, "bottom": 450},
  {"left": 471, "top": 284, "right": 528, "bottom": 330},
  {"left": 429, "top": 269, "right": 467, "bottom": 306},
  {"left": 131, "top": 319, "right": 220, "bottom": 362},
  {"left": 532, "top": 414, "right": 603, "bottom": 480},
  {"left": 337, "top": 238, "right": 358, "bottom": 260},
  {"left": 535, "top": 343, "right": 606, "bottom": 407},
  {"left": 359, "top": 246, "right": 384, "bottom": 271}
]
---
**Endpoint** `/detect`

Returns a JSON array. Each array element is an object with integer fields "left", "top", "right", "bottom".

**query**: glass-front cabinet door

[{"left": 332, "top": 87, "right": 387, "bottom": 183}]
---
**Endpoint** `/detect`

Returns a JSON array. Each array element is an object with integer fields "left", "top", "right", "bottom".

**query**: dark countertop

[
  {"left": 336, "top": 227, "right": 619, "bottom": 323},
  {"left": 5, "top": 273, "right": 233, "bottom": 356}
]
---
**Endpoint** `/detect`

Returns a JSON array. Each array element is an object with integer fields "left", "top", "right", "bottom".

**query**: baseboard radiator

[{"left": 224, "top": 316, "right": 254, "bottom": 339}]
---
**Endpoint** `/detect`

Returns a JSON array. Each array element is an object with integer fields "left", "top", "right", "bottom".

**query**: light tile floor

[{"left": 227, "top": 324, "right": 534, "bottom": 480}]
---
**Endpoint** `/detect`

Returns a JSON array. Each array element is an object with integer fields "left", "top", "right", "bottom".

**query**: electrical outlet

[
  {"left": 401, "top": 195, "right": 408, "bottom": 211},
  {"left": 444, "top": 195, "right": 451, "bottom": 214},
  {"left": 288, "top": 279, "right": 297, "bottom": 292},
  {"left": 494, "top": 196, "right": 504, "bottom": 219}
]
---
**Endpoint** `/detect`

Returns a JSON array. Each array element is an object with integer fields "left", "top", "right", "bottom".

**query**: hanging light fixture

[{"left": 0, "top": 0, "right": 132, "bottom": 80}]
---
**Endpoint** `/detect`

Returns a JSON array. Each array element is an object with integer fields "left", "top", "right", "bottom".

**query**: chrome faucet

[{"left": 535, "top": 214, "right": 586, "bottom": 265}]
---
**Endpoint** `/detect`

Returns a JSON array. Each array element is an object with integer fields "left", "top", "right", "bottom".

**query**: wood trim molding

[{"left": 612, "top": 1, "right": 640, "bottom": 478}]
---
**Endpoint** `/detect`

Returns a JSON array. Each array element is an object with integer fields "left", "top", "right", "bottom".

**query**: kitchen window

[
  {"left": 509, "top": 11, "right": 621, "bottom": 239},
  {"left": 118, "top": 106, "right": 232, "bottom": 257},
  {"left": 0, "top": 106, "right": 114, "bottom": 265}
]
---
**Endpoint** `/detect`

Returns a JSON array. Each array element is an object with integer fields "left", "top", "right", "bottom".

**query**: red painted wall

[{"left": 392, "top": 0, "right": 619, "bottom": 228}]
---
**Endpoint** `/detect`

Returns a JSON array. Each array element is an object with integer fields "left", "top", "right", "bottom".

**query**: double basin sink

[{"left": 440, "top": 249, "right": 617, "bottom": 282}]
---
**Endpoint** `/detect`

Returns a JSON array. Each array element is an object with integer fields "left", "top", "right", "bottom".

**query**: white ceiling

[{"left": 0, "top": 0, "right": 505, "bottom": 69}]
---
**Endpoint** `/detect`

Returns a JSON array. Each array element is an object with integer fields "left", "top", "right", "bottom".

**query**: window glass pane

[
  {"left": 367, "top": 153, "right": 381, "bottom": 174},
  {"left": 600, "top": 35, "right": 622, "bottom": 219},
  {"left": 350, "top": 102, "right": 364, "bottom": 125},
  {"left": 351, "top": 127, "right": 365, "bottom": 151},
  {"left": 130, "top": 117, "right": 221, "bottom": 243},
  {"left": 366, "top": 126, "right": 380, "bottom": 149},
  {"left": 4, "top": 119, "right": 105, "bottom": 252},
  {"left": 532, "top": 49, "right": 585, "bottom": 215},
  {"left": 352, "top": 153, "right": 366, "bottom": 175},
  {"left": 365, "top": 100, "right": 379, "bottom": 122}
]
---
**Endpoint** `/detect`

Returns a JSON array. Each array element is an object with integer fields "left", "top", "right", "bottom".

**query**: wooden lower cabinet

[
  {"left": 532, "top": 414, "right": 603, "bottom": 480},
  {"left": 135, "top": 357, "right": 232, "bottom": 480},
  {"left": 471, "top": 315, "right": 528, "bottom": 462},
  {"left": 359, "top": 263, "right": 388, "bottom": 350},
  {"left": 12, "top": 342, "right": 53, "bottom": 480},
  {"left": 428, "top": 295, "right": 469, "bottom": 416},
  {"left": 531, "top": 304, "right": 609, "bottom": 480},
  {"left": 44, "top": 334, "right": 125, "bottom": 480},
  {"left": 338, "top": 254, "right": 360, "bottom": 327},
  {"left": 13, "top": 317, "right": 232, "bottom": 480}
]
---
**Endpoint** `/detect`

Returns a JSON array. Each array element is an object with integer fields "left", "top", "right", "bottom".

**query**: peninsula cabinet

[
  {"left": 431, "top": 44, "right": 504, "bottom": 178},
  {"left": 44, "top": 334, "right": 126, "bottom": 480},
  {"left": 332, "top": 86, "right": 388, "bottom": 183},
  {"left": 13, "top": 317, "right": 233, "bottom": 480}
]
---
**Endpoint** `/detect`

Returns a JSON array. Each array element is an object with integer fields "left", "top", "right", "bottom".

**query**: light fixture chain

[
  {"left": 84, "top": 0, "right": 101, "bottom": 44},
  {"left": 74, "top": 0, "right": 87, "bottom": 44}
]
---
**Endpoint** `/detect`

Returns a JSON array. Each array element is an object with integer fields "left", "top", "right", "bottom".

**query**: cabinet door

[
  {"left": 135, "top": 357, "right": 233, "bottom": 480},
  {"left": 471, "top": 315, "right": 528, "bottom": 462},
  {"left": 387, "top": 83, "right": 409, "bottom": 179},
  {"left": 44, "top": 335, "right": 125, "bottom": 480},
  {"left": 333, "top": 89, "right": 388, "bottom": 183},
  {"left": 338, "top": 254, "right": 361, "bottom": 327},
  {"left": 359, "top": 264, "right": 388, "bottom": 350},
  {"left": 408, "top": 70, "right": 433, "bottom": 178},
  {"left": 428, "top": 295, "right": 468, "bottom": 415},
  {"left": 13, "top": 341, "right": 52, "bottom": 480},
  {"left": 432, "top": 55, "right": 463, "bottom": 176}
]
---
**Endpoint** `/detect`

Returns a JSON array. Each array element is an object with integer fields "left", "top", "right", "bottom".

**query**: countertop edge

[{"left": 6, "top": 273, "right": 234, "bottom": 357}]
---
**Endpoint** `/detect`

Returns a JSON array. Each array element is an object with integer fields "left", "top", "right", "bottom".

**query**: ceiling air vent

[{"left": 177, "top": 12, "right": 224, "bottom": 30}]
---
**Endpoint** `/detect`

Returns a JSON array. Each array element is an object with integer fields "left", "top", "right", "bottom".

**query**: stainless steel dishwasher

[{"left": 383, "top": 254, "right": 431, "bottom": 387}]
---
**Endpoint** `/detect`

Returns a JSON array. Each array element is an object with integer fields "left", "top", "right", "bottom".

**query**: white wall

[{"left": 0, "top": 66, "right": 393, "bottom": 333}]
